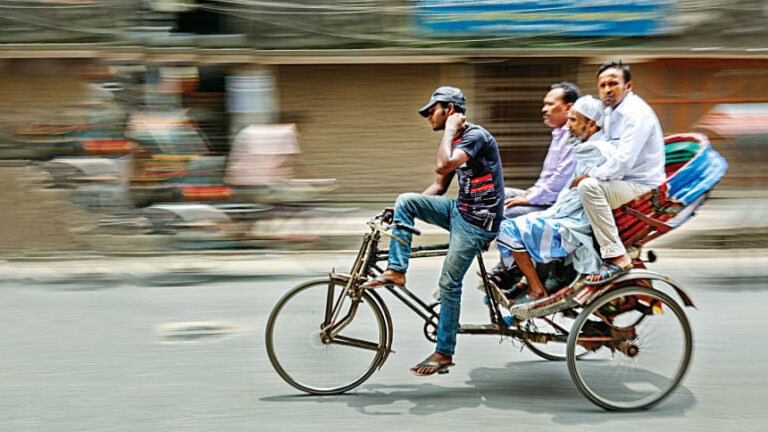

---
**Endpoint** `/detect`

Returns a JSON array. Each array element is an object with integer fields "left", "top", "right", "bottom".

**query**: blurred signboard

[{"left": 413, "top": 0, "right": 674, "bottom": 36}]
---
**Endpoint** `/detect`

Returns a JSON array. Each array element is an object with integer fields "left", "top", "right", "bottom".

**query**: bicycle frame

[
  {"left": 320, "top": 222, "right": 556, "bottom": 357},
  {"left": 320, "top": 222, "right": 670, "bottom": 363}
]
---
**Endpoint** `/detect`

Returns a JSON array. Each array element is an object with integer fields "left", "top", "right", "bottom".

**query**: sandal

[
  {"left": 479, "top": 263, "right": 523, "bottom": 290},
  {"left": 476, "top": 263, "right": 503, "bottom": 280},
  {"left": 410, "top": 360, "right": 455, "bottom": 376},
  {"left": 361, "top": 275, "right": 403, "bottom": 288},
  {"left": 584, "top": 262, "right": 631, "bottom": 286}
]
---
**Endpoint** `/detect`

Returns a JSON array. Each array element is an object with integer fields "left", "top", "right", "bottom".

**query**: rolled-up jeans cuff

[
  {"left": 600, "top": 243, "right": 626, "bottom": 259},
  {"left": 386, "top": 265, "right": 406, "bottom": 273}
]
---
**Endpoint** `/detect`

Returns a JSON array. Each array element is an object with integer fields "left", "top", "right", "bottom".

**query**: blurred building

[{"left": 0, "top": 1, "right": 767, "bottom": 211}]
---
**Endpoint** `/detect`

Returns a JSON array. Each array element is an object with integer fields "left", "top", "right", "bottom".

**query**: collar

[
  {"left": 584, "top": 129, "right": 605, "bottom": 143},
  {"left": 609, "top": 91, "right": 634, "bottom": 115},
  {"left": 552, "top": 124, "right": 569, "bottom": 139}
]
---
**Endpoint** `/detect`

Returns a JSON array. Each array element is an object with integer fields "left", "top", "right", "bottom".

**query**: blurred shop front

[
  {"left": 4, "top": 56, "right": 768, "bottom": 203},
  {"left": 2, "top": 1, "right": 768, "bottom": 253}
]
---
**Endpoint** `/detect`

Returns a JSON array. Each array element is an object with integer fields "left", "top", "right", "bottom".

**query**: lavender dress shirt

[{"left": 526, "top": 125, "right": 576, "bottom": 206}]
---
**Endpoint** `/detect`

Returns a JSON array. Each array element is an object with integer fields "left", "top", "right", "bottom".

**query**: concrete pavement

[{"left": 3, "top": 257, "right": 768, "bottom": 431}]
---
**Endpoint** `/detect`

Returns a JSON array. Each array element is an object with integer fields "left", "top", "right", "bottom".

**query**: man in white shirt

[{"left": 570, "top": 60, "right": 666, "bottom": 285}]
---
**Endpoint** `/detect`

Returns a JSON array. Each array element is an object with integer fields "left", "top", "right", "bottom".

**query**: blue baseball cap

[{"left": 418, "top": 86, "right": 466, "bottom": 118}]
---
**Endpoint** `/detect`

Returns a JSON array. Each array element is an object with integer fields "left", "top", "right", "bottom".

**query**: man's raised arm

[{"left": 435, "top": 113, "right": 470, "bottom": 175}]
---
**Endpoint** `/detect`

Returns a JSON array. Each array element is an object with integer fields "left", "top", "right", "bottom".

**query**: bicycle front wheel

[
  {"left": 567, "top": 286, "right": 693, "bottom": 411},
  {"left": 265, "top": 278, "right": 388, "bottom": 395}
]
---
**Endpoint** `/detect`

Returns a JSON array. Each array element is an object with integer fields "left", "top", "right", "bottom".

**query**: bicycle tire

[
  {"left": 265, "top": 278, "right": 388, "bottom": 395},
  {"left": 566, "top": 285, "right": 693, "bottom": 411}
]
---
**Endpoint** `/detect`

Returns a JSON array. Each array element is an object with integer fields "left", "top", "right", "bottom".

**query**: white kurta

[{"left": 588, "top": 92, "right": 666, "bottom": 189}]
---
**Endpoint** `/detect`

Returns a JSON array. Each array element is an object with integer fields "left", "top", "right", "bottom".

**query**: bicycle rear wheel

[
  {"left": 567, "top": 286, "right": 692, "bottom": 411},
  {"left": 265, "top": 278, "right": 388, "bottom": 395},
  {"left": 523, "top": 311, "right": 589, "bottom": 361}
]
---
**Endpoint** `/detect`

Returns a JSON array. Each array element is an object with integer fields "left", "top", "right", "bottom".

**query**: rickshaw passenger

[
  {"left": 489, "top": 82, "right": 579, "bottom": 289},
  {"left": 503, "top": 82, "right": 579, "bottom": 219},
  {"left": 497, "top": 96, "right": 606, "bottom": 301},
  {"left": 572, "top": 60, "right": 667, "bottom": 285}
]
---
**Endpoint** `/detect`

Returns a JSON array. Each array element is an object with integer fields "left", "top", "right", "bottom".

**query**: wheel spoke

[
  {"left": 523, "top": 311, "right": 588, "bottom": 361},
  {"left": 266, "top": 279, "right": 388, "bottom": 395},
  {"left": 567, "top": 286, "right": 692, "bottom": 411}
]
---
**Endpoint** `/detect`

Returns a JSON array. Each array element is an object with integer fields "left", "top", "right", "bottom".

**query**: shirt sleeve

[
  {"left": 588, "top": 114, "right": 652, "bottom": 181},
  {"left": 453, "top": 128, "right": 482, "bottom": 159},
  {"left": 526, "top": 143, "right": 576, "bottom": 206}
]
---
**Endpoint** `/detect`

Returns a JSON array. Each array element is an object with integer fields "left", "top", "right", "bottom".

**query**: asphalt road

[{"left": 2, "top": 253, "right": 767, "bottom": 431}]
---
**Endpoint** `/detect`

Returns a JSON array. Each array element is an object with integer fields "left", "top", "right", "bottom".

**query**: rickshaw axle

[{"left": 617, "top": 340, "right": 640, "bottom": 357}]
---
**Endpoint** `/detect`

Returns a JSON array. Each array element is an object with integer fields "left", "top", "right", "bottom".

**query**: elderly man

[
  {"left": 571, "top": 60, "right": 666, "bottom": 285},
  {"left": 362, "top": 86, "right": 504, "bottom": 376},
  {"left": 498, "top": 95, "right": 607, "bottom": 302}
]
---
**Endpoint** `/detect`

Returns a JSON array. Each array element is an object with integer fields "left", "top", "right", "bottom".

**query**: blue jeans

[{"left": 388, "top": 193, "right": 497, "bottom": 356}]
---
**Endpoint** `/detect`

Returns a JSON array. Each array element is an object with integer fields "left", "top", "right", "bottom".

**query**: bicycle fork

[
  {"left": 318, "top": 233, "right": 395, "bottom": 366},
  {"left": 323, "top": 234, "right": 371, "bottom": 333}
]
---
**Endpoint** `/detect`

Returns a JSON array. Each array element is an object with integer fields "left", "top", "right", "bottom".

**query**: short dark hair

[
  {"left": 597, "top": 60, "right": 631, "bottom": 82},
  {"left": 438, "top": 101, "right": 466, "bottom": 114},
  {"left": 550, "top": 82, "right": 580, "bottom": 104}
]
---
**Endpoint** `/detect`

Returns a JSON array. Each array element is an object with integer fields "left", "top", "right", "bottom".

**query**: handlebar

[
  {"left": 393, "top": 222, "right": 421, "bottom": 236},
  {"left": 368, "top": 209, "right": 420, "bottom": 236}
]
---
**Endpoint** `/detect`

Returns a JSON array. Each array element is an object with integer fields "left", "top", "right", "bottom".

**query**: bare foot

[
  {"left": 528, "top": 287, "right": 548, "bottom": 300},
  {"left": 361, "top": 269, "right": 406, "bottom": 287},
  {"left": 411, "top": 351, "right": 454, "bottom": 376},
  {"left": 526, "top": 279, "right": 548, "bottom": 300},
  {"left": 609, "top": 254, "right": 632, "bottom": 269},
  {"left": 506, "top": 281, "right": 547, "bottom": 306}
]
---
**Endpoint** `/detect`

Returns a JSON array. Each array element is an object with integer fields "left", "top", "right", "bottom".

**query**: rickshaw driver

[
  {"left": 362, "top": 86, "right": 505, "bottom": 376},
  {"left": 571, "top": 60, "right": 666, "bottom": 285}
]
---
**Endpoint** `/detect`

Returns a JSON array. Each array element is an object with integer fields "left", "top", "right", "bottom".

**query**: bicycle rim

[
  {"left": 266, "top": 278, "right": 387, "bottom": 395},
  {"left": 567, "top": 286, "right": 692, "bottom": 411},
  {"left": 523, "top": 311, "right": 589, "bottom": 361}
]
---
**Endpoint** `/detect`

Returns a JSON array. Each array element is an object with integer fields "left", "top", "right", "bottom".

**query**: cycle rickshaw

[{"left": 265, "top": 133, "right": 727, "bottom": 411}]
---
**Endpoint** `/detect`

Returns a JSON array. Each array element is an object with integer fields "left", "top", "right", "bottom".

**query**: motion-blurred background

[
  {"left": 4, "top": 5, "right": 768, "bottom": 430},
  {"left": 0, "top": 0, "right": 766, "bottom": 254}
]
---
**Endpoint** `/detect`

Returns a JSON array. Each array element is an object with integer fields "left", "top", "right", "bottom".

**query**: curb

[{"left": 3, "top": 247, "right": 768, "bottom": 285}]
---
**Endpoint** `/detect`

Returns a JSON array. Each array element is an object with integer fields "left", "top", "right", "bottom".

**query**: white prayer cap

[{"left": 571, "top": 95, "right": 604, "bottom": 128}]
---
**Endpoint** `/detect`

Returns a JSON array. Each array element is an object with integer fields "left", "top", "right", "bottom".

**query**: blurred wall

[
  {"left": 634, "top": 59, "right": 768, "bottom": 133},
  {"left": 276, "top": 57, "right": 768, "bottom": 197},
  {"left": 0, "top": 59, "right": 106, "bottom": 254},
  {"left": 278, "top": 63, "right": 475, "bottom": 201},
  {"left": 0, "top": 165, "right": 97, "bottom": 254},
  {"left": 0, "top": 59, "right": 92, "bottom": 140}
]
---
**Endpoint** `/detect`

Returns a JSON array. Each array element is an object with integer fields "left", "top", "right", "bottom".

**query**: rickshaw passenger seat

[{"left": 612, "top": 133, "right": 727, "bottom": 250}]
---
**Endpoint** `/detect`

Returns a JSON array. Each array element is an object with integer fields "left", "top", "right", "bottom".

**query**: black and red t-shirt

[{"left": 453, "top": 123, "right": 505, "bottom": 232}]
